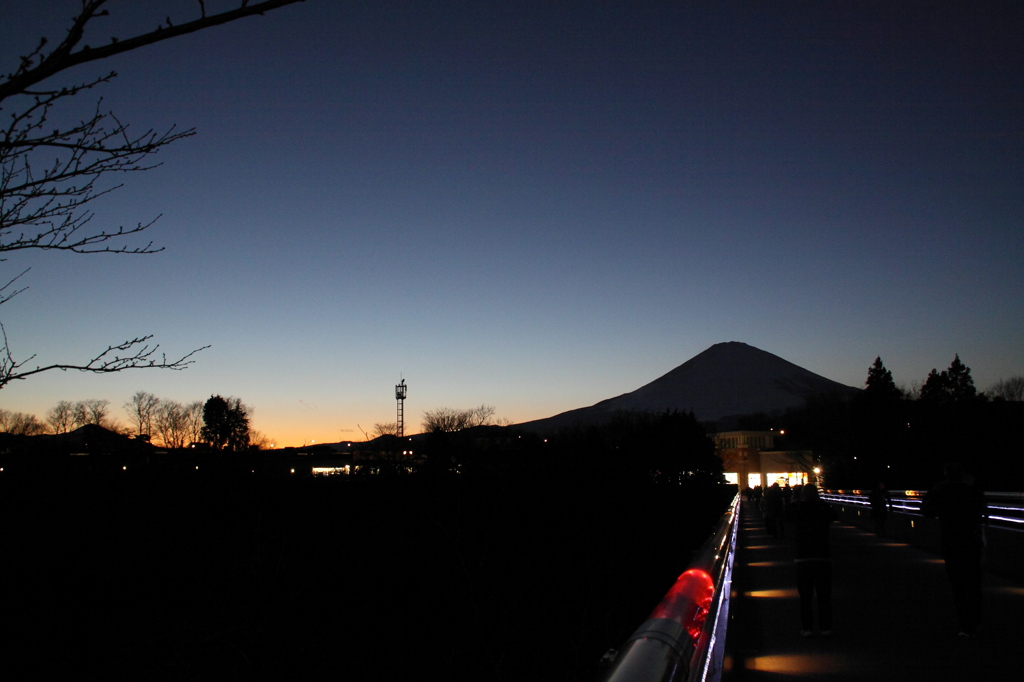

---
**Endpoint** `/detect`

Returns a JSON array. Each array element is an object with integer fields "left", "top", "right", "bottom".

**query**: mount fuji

[{"left": 519, "top": 342, "right": 859, "bottom": 431}]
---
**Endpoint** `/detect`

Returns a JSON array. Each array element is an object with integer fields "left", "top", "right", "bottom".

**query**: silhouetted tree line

[
  {"left": 778, "top": 356, "right": 1024, "bottom": 491},
  {"left": 418, "top": 409, "right": 723, "bottom": 487},
  {"left": 1, "top": 391, "right": 265, "bottom": 452},
  {"left": 1, "top": 398, "right": 116, "bottom": 436},
  {"left": 2, "top": 406, "right": 732, "bottom": 679},
  {"left": 0, "top": 407, "right": 46, "bottom": 435},
  {"left": 422, "top": 404, "right": 504, "bottom": 432},
  {"left": 548, "top": 410, "right": 723, "bottom": 485}
]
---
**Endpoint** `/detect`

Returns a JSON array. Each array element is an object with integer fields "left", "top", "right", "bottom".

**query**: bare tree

[
  {"left": 0, "top": 408, "right": 45, "bottom": 435},
  {"left": 71, "top": 402, "right": 87, "bottom": 428},
  {"left": 184, "top": 400, "right": 204, "bottom": 445},
  {"left": 154, "top": 399, "right": 189, "bottom": 449},
  {"left": 72, "top": 398, "right": 111, "bottom": 428},
  {"left": 124, "top": 390, "right": 160, "bottom": 436},
  {"left": 899, "top": 381, "right": 921, "bottom": 400},
  {"left": 0, "top": 1, "right": 306, "bottom": 389},
  {"left": 46, "top": 399, "right": 76, "bottom": 434},
  {"left": 466, "top": 404, "right": 497, "bottom": 427},
  {"left": 988, "top": 376, "right": 1024, "bottom": 402},
  {"left": 421, "top": 407, "right": 465, "bottom": 433},
  {"left": 421, "top": 405, "right": 500, "bottom": 433},
  {"left": 372, "top": 422, "right": 400, "bottom": 438},
  {"left": 248, "top": 430, "right": 275, "bottom": 450}
]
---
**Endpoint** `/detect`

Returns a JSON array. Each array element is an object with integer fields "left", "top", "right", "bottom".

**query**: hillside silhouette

[{"left": 520, "top": 341, "right": 859, "bottom": 431}]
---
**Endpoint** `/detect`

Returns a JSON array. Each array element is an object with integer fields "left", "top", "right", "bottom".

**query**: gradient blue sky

[{"left": 2, "top": 1, "right": 1022, "bottom": 446}]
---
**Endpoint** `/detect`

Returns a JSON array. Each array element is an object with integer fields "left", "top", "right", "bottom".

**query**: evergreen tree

[
  {"left": 919, "top": 355, "right": 978, "bottom": 404},
  {"left": 945, "top": 354, "right": 977, "bottom": 402},
  {"left": 864, "top": 357, "right": 903, "bottom": 400},
  {"left": 201, "top": 395, "right": 250, "bottom": 451},
  {"left": 920, "top": 368, "right": 947, "bottom": 403}
]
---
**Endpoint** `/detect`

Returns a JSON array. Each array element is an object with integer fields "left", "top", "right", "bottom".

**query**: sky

[{"left": 1, "top": 1, "right": 1022, "bottom": 446}]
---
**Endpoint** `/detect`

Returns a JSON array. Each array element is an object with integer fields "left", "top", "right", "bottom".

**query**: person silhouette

[
  {"left": 868, "top": 481, "right": 892, "bottom": 535},
  {"left": 764, "top": 481, "right": 785, "bottom": 537},
  {"left": 922, "top": 462, "right": 987, "bottom": 638},
  {"left": 786, "top": 484, "right": 839, "bottom": 637}
]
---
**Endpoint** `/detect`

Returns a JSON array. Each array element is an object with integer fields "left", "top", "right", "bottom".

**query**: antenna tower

[{"left": 395, "top": 378, "right": 407, "bottom": 438}]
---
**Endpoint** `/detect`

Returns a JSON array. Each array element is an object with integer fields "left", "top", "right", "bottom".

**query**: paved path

[{"left": 723, "top": 500, "right": 1022, "bottom": 681}]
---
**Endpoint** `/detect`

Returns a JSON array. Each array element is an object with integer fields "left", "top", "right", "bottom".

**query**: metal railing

[
  {"left": 601, "top": 493, "right": 741, "bottom": 682},
  {"left": 821, "top": 491, "right": 1024, "bottom": 530}
]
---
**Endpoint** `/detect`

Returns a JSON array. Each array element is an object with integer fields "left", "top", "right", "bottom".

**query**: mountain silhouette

[{"left": 519, "top": 341, "right": 859, "bottom": 431}]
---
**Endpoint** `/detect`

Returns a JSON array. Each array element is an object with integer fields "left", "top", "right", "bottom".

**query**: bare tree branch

[
  {"left": 0, "top": 1, "right": 307, "bottom": 103},
  {"left": 0, "top": 322, "right": 210, "bottom": 389},
  {"left": 1, "top": 88, "right": 193, "bottom": 257},
  {"left": 0, "top": 267, "right": 29, "bottom": 306},
  {"left": 0, "top": 2, "right": 307, "bottom": 389}
]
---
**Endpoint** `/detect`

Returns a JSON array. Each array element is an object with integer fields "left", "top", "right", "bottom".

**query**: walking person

[
  {"left": 922, "top": 462, "right": 987, "bottom": 638},
  {"left": 868, "top": 481, "right": 892, "bottom": 536},
  {"left": 786, "top": 484, "right": 839, "bottom": 637},
  {"left": 764, "top": 481, "right": 785, "bottom": 537}
]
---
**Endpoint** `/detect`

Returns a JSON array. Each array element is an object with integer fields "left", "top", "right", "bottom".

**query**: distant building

[{"left": 712, "top": 430, "right": 818, "bottom": 489}]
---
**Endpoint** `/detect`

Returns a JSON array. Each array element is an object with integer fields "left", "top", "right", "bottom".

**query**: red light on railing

[{"left": 649, "top": 569, "right": 716, "bottom": 644}]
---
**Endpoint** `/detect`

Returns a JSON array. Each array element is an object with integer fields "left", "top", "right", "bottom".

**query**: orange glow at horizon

[
  {"left": 743, "top": 589, "right": 799, "bottom": 599},
  {"left": 748, "top": 653, "right": 852, "bottom": 674}
]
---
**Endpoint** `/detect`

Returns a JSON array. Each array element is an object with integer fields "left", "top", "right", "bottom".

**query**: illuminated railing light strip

[
  {"left": 698, "top": 501, "right": 739, "bottom": 682},
  {"left": 823, "top": 493, "right": 1024, "bottom": 527}
]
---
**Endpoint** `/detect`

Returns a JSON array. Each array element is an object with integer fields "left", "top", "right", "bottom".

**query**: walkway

[{"left": 723, "top": 500, "right": 1022, "bottom": 681}]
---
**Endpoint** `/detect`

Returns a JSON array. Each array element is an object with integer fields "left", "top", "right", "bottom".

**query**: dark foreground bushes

[{"left": 2, "top": 470, "right": 732, "bottom": 681}]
